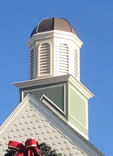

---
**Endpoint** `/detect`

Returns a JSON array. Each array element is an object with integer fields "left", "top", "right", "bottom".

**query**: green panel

[
  {"left": 68, "top": 83, "right": 88, "bottom": 136},
  {"left": 23, "top": 85, "right": 64, "bottom": 112},
  {"left": 68, "top": 115, "right": 88, "bottom": 136}
]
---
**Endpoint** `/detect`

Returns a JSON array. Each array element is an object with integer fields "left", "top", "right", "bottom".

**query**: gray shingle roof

[{"left": 0, "top": 94, "right": 104, "bottom": 156}]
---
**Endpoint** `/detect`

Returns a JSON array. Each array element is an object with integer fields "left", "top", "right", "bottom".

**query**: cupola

[
  {"left": 15, "top": 17, "right": 93, "bottom": 139},
  {"left": 28, "top": 17, "right": 83, "bottom": 81}
]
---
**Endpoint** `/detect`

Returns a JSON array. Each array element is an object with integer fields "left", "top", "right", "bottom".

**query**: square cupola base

[{"left": 15, "top": 74, "right": 93, "bottom": 140}]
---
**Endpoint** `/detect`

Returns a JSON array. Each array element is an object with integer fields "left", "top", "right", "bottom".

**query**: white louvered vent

[
  {"left": 58, "top": 44, "right": 69, "bottom": 75},
  {"left": 39, "top": 43, "right": 50, "bottom": 76},
  {"left": 30, "top": 49, "right": 34, "bottom": 79},
  {"left": 74, "top": 50, "right": 79, "bottom": 80}
]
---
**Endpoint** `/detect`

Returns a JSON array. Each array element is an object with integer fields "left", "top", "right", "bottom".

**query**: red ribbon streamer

[{"left": 8, "top": 139, "right": 42, "bottom": 156}]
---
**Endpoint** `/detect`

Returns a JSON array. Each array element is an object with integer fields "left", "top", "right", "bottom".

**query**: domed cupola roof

[{"left": 30, "top": 17, "right": 78, "bottom": 38}]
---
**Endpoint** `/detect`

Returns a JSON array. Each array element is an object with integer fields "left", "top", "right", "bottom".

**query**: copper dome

[{"left": 30, "top": 17, "right": 78, "bottom": 38}]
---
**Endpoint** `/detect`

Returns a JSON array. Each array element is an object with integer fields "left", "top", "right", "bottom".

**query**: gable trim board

[{"left": 0, "top": 94, "right": 103, "bottom": 156}]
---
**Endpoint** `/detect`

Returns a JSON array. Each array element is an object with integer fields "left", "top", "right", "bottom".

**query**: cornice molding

[
  {"left": 14, "top": 75, "right": 93, "bottom": 100},
  {"left": 27, "top": 30, "right": 83, "bottom": 48},
  {"left": 69, "top": 75, "right": 94, "bottom": 99}
]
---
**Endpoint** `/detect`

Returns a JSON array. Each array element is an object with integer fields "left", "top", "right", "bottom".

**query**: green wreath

[{"left": 5, "top": 140, "right": 62, "bottom": 156}]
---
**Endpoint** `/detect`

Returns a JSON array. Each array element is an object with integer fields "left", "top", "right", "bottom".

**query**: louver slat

[
  {"left": 39, "top": 43, "right": 50, "bottom": 75},
  {"left": 30, "top": 49, "right": 34, "bottom": 79},
  {"left": 74, "top": 50, "right": 79, "bottom": 80},
  {"left": 58, "top": 44, "right": 69, "bottom": 75}
]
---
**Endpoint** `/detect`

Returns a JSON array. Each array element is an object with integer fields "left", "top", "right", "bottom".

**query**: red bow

[{"left": 8, "top": 139, "right": 42, "bottom": 156}]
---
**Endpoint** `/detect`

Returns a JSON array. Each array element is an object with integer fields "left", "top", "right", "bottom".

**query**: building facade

[{"left": 0, "top": 18, "right": 104, "bottom": 156}]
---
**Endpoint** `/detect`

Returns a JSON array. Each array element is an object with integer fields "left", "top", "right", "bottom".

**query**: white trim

[
  {"left": 27, "top": 30, "right": 83, "bottom": 49},
  {"left": 22, "top": 91, "right": 24, "bottom": 100},
  {"left": 74, "top": 49, "right": 80, "bottom": 81},
  {"left": 78, "top": 49, "right": 80, "bottom": 81},
  {"left": 70, "top": 84, "right": 87, "bottom": 101},
  {"left": 69, "top": 75, "right": 94, "bottom": 99},
  {"left": 64, "top": 84, "right": 66, "bottom": 114},
  {"left": 86, "top": 100, "right": 88, "bottom": 130}
]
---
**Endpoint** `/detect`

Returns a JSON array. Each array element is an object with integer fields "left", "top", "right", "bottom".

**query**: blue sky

[{"left": 0, "top": 0, "right": 113, "bottom": 155}]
